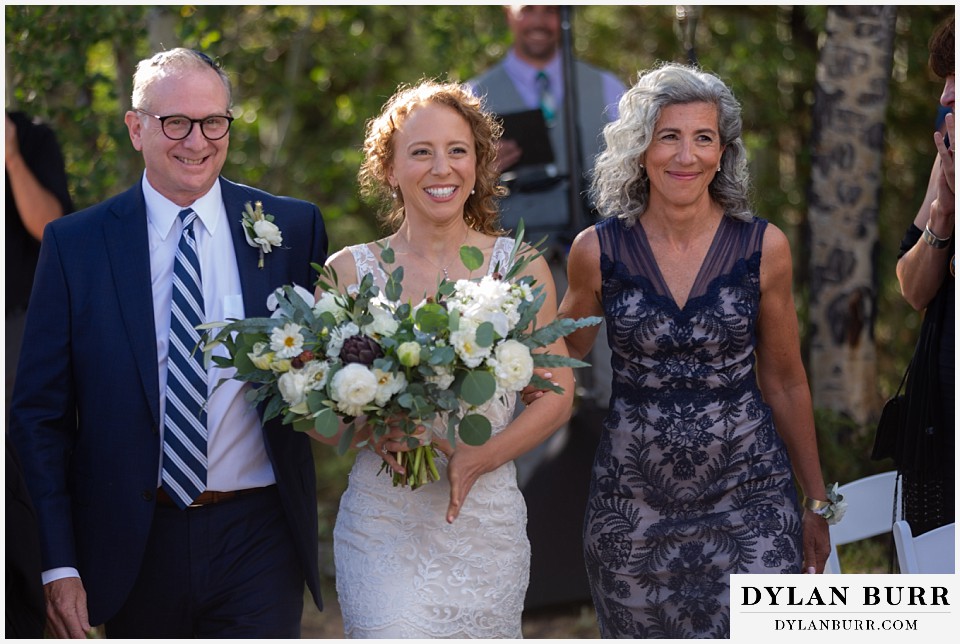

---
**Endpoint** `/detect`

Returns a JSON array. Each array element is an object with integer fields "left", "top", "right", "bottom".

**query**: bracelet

[
  {"left": 802, "top": 483, "right": 847, "bottom": 525},
  {"left": 922, "top": 224, "right": 952, "bottom": 249},
  {"left": 802, "top": 496, "right": 830, "bottom": 512}
]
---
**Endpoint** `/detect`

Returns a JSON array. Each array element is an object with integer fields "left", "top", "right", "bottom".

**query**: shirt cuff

[{"left": 42, "top": 567, "right": 80, "bottom": 585}]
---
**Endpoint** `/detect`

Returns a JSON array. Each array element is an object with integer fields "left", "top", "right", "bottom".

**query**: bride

[{"left": 311, "top": 80, "right": 575, "bottom": 638}]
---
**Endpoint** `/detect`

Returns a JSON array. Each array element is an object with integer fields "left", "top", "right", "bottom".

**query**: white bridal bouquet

[{"left": 201, "top": 223, "right": 600, "bottom": 489}]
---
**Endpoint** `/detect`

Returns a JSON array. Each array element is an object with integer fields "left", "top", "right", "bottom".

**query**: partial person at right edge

[{"left": 893, "top": 16, "right": 954, "bottom": 537}]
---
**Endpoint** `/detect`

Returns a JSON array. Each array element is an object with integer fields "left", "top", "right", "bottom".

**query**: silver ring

[{"left": 381, "top": 444, "right": 388, "bottom": 454}]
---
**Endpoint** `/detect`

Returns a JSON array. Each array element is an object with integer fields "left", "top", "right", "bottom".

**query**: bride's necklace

[{"left": 398, "top": 227, "right": 469, "bottom": 279}]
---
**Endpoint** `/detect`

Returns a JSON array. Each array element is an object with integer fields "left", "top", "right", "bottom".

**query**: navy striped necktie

[{"left": 161, "top": 207, "right": 208, "bottom": 508}]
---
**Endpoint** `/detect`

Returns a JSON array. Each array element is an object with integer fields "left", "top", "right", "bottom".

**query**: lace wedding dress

[{"left": 333, "top": 237, "right": 530, "bottom": 638}]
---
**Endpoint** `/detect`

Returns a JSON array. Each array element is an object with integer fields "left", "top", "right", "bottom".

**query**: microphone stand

[
  {"left": 559, "top": 5, "right": 585, "bottom": 243},
  {"left": 558, "top": 5, "right": 596, "bottom": 401}
]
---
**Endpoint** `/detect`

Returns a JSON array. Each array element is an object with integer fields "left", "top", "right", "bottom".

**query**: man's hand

[
  {"left": 44, "top": 577, "right": 92, "bottom": 638},
  {"left": 494, "top": 138, "right": 523, "bottom": 174}
]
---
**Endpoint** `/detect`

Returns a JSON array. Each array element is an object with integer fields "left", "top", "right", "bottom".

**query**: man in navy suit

[{"left": 8, "top": 48, "right": 326, "bottom": 637}]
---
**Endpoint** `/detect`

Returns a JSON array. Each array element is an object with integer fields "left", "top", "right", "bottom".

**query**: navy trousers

[{"left": 106, "top": 485, "right": 304, "bottom": 638}]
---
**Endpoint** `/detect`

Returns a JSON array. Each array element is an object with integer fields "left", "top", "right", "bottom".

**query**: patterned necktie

[
  {"left": 536, "top": 71, "right": 557, "bottom": 128},
  {"left": 161, "top": 208, "right": 208, "bottom": 508}
]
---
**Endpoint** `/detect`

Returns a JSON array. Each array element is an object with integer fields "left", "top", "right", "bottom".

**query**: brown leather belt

[{"left": 155, "top": 485, "right": 271, "bottom": 508}]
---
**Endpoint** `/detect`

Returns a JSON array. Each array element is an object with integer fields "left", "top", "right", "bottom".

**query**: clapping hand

[
  {"left": 930, "top": 112, "right": 955, "bottom": 237},
  {"left": 934, "top": 111, "right": 954, "bottom": 196}
]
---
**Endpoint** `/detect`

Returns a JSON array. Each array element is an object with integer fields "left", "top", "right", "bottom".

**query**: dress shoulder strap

[
  {"left": 488, "top": 236, "right": 516, "bottom": 276},
  {"left": 347, "top": 243, "right": 389, "bottom": 286}
]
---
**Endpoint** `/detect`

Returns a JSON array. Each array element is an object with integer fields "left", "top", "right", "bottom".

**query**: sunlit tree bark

[{"left": 807, "top": 5, "right": 897, "bottom": 424}]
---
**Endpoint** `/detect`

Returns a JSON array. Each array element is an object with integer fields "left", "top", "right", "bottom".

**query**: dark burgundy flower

[{"left": 339, "top": 334, "right": 383, "bottom": 365}]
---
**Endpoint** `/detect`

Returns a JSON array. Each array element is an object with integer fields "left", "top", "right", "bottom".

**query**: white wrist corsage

[
  {"left": 241, "top": 201, "right": 283, "bottom": 269},
  {"left": 803, "top": 482, "right": 847, "bottom": 525}
]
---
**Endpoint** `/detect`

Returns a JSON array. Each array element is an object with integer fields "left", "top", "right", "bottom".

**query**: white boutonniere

[{"left": 241, "top": 201, "right": 283, "bottom": 269}]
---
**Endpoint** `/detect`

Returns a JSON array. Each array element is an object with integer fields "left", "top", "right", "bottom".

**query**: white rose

[
  {"left": 372, "top": 368, "right": 407, "bottom": 406},
  {"left": 363, "top": 297, "right": 399, "bottom": 337},
  {"left": 313, "top": 291, "right": 347, "bottom": 323},
  {"left": 488, "top": 339, "right": 533, "bottom": 392},
  {"left": 252, "top": 219, "right": 282, "bottom": 250},
  {"left": 270, "top": 322, "right": 304, "bottom": 359},
  {"left": 450, "top": 319, "right": 491, "bottom": 368},
  {"left": 278, "top": 369, "right": 309, "bottom": 414},
  {"left": 331, "top": 363, "right": 379, "bottom": 417}
]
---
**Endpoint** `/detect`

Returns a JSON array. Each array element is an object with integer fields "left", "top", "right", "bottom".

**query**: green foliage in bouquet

[{"left": 200, "top": 221, "right": 600, "bottom": 489}]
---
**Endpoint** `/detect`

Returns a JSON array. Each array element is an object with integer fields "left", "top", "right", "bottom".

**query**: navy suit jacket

[{"left": 8, "top": 177, "right": 327, "bottom": 626}]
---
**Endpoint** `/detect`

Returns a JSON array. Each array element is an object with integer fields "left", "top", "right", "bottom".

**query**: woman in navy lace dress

[{"left": 557, "top": 63, "right": 831, "bottom": 638}]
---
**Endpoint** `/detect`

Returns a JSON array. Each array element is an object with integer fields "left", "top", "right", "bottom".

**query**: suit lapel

[
  {"left": 103, "top": 186, "right": 162, "bottom": 426},
  {"left": 220, "top": 178, "right": 275, "bottom": 318}
]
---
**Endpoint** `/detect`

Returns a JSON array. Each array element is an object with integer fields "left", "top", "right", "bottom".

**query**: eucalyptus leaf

[
  {"left": 460, "top": 370, "right": 496, "bottom": 406},
  {"left": 336, "top": 422, "right": 356, "bottom": 456},
  {"left": 475, "top": 321, "right": 495, "bottom": 347},
  {"left": 458, "top": 413, "right": 492, "bottom": 446},
  {"left": 313, "top": 407, "right": 341, "bottom": 438},
  {"left": 292, "top": 418, "right": 315, "bottom": 433},
  {"left": 460, "top": 245, "right": 484, "bottom": 271},
  {"left": 415, "top": 302, "right": 449, "bottom": 333}
]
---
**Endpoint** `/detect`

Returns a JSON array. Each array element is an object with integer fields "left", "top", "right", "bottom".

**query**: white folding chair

[
  {"left": 823, "top": 471, "right": 900, "bottom": 573},
  {"left": 893, "top": 520, "right": 955, "bottom": 574}
]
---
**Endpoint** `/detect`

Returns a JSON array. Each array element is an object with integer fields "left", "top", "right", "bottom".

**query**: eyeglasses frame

[{"left": 134, "top": 108, "right": 234, "bottom": 141}]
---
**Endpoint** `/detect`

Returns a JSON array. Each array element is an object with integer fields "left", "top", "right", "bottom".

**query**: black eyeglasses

[{"left": 135, "top": 109, "right": 234, "bottom": 141}]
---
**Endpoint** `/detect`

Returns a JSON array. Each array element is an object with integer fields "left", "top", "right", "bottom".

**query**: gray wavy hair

[{"left": 591, "top": 62, "right": 752, "bottom": 224}]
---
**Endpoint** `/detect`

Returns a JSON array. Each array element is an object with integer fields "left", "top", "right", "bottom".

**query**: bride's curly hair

[
  {"left": 591, "top": 62, "right": 753, "bottom": 225},
  {"left": 359, "top": 79, "right": 507, "bottom": 235}
]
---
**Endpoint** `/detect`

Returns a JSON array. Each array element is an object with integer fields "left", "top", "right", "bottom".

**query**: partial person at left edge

[
  {"left": 7, "top": 48, "right": 327, "bottom": 638},
  {"left": 6, "top": 109, "right": 74, "bottom": 417},
  {"left": 5, "top": 106, "right": 73, "bottom": 639}
]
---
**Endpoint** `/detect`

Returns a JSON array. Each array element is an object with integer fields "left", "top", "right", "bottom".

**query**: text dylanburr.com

[{"left": 731, "top": 574, "right": 959, "bottom": 641}]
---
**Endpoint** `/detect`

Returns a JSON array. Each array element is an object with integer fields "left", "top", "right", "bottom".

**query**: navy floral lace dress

[{"left": 584, "top": 215, "right": 802, "bottom": 639}]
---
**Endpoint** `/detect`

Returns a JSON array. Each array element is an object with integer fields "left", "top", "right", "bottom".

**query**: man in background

[{"left": 468, "top": 4, "right": 626, "bottom": 611}]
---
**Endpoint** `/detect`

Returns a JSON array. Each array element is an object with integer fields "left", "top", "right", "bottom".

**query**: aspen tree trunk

[{"left": 808, "top": 6, "right": 896, "bottom": 424}]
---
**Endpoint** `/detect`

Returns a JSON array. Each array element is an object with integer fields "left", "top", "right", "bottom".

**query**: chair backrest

[
  {"left": 824, "top": 471, "right": 900, "bottom": 574},
  {"left": 893, "top": 520, "right": 955, "bottom": 574}
]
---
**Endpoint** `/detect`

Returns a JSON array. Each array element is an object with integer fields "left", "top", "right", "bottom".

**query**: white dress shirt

[{"left": 143, "top": 175, "right": 275, "bottom": 492}]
